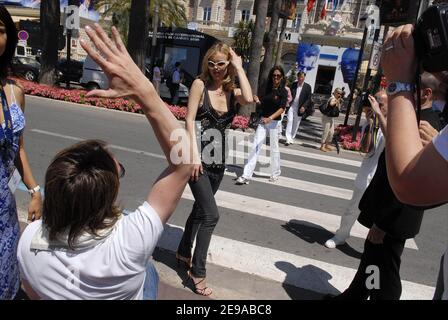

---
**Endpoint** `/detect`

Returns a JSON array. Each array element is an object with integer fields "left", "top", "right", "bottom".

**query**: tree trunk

[
  {"left": 127, "top": 0, "right": 150, "bottom": 71},
  {"left": 275, "top": 17, "right": 287, "bottom": 67},
  {"left": 258, "top": 0, "right": 281, "bottom": 95},
  {"left": 39, "top": 0, "right": 60, "bottom": 85},
  {"left": 242, "top": 0, "right": 269, "bottom": 116}
]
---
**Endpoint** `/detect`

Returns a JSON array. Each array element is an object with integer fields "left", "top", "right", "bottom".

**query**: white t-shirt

[
  {"left": 354, "top": 128, "right": 385, "bottom": 190},
  {"left": 291, "top": 84, "right": 303, "bottom": 109},
  {"left": 433, "top": 126, "right": 448, "bottom": 300},
  {"left": 17, "top": 202, "right": 163, "bottom": 300},
  {"left": 153, "top": 66, "right": 161, "bottom": 82}
]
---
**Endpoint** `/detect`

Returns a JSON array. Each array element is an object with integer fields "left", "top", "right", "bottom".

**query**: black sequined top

[{"left": 195, "top": 88, "right": 236, "bottom": 170}]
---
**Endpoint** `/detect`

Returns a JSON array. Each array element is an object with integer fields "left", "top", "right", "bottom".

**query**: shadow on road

[
  {"left": 275, "top": 261, "right": 340, "bottom": 299},
  {"left": 282, "top": 220, "right": 362, "bottom": 259}
]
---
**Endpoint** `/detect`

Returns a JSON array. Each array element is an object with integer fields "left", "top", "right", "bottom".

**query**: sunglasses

[
  {"left": 208, "top": 60, "right": 229, "bottom": 69},
  {"left": 118, "top": 162, "right": 126, "bottom": 179},
  {"left": 272, "top": 74, "right": 282, "bottom": 78}
]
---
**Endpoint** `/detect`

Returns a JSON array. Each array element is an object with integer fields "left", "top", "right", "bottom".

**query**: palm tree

[
  {"left": 127, "top": 0, "right": 149, "bottom": 71},
  {"left": 95, "top": 0, "right": 186, "bottom": 44},
  {"left": 258, "top": 0, "right": 282, "bottom": 95},
  {"left": 39, "top": 0, "right": 61, "bottom": 85},
  {"left": 244, "top": 0, "right": 269, "bottom": 116},
  {"left": 233, "top": 20, "right": 253, "bottom": 64}
]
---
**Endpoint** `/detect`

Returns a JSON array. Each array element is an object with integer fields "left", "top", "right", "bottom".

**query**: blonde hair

[{"left": 199, "top": 42, "right": 236, "bottom": 92}]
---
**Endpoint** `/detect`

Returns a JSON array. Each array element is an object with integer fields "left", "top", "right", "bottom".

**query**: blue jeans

[{"left": 143, "top": 261, "right": 159, "bottom": 300}]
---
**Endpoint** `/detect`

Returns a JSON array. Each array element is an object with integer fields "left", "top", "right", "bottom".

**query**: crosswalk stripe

[
  {"left": 230, "top": 132, "right": 362, "bottom": 167},
  {"left": 159, "top": 223, "right": 432, "bottom": 300},
  {"left": 229, "top": 150, "right": 357, "bottom": 180},
  {"left": 224, "top": 169, "right": 353, "bottom": 200},
  {"left": 181, "top": 187, "right": 418, "bottom": 250}
]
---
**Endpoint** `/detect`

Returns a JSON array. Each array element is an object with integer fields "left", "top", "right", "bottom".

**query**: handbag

[
  {"left": 248, "top": 111, "right": 261, "bottom": 129},
  {"left": 319, "top": 101, "right": 329, "bottom": 115}
]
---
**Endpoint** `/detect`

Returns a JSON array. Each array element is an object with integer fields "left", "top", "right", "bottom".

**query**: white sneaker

[
  {"left": 324, "top": 237, "right": 346, "bottom": 249},
  {"left": 235, "top": 176, "right": 250, "bottom": 185}
]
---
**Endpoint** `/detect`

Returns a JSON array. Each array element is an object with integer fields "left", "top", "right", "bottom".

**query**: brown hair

[
  {"left": 43, "top": 140, "right": 121, "bottom": 248},
  {"left": 199, "top": 42, "right": 236, "bottom": 92}
]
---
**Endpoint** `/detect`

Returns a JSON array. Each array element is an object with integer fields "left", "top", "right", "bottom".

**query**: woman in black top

[
  {"left": 176, "top": 43, "right": 253, "bottom": 296},
  {"left": 236, "top": 66, "right": 288, "bottom": 184}
]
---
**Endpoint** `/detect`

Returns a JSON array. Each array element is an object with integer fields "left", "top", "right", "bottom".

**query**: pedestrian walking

[
  {"left": 176, "top": 43, "right": 253, "bottom": 296},
  {"left": 152, "top": 60, "right": 162, "bottom": 95},
  {"left": 236, "top": 66, "right": 288, "bottom": 185},
  {"left": 325, "top": 91, "right": 387, "bottom": 249},
  {"left": 284, "top": 71, "right": 312, "bottom": 146},
  {"left": 320, "top": 88, "right": 343, "bottom": 152},
  {"left": 17, "top": 24, "right": 192, "bottom": 300},
  {"left": 169, "top": 62, "right": 182, "bottom": 105},
  {"left": 0, "top": 5, "right": 42, "bottom": 300}
]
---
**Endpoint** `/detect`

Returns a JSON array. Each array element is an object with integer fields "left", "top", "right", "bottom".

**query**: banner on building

[
  {"left": 296, "top": 43, "right": 360, "bottom": 95},
  {"left": 380, "top": 0, "right": 421, "bottom": 26},
  {"left": 0, "top": 0, "right": 99, "bottom": 21}
]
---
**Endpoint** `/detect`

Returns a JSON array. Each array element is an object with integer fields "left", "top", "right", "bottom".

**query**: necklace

[{"left": 214, "top": 89, "right": 225, "bottom": 96}]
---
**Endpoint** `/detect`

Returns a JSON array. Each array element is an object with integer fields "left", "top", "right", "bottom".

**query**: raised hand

[
  {"left": 80, "top": 24, "right": 153, "bottom": 103},
  {"left": 368, "top": 95, "right": 382, "bottom": 116},
  {"left": 229, "top": 47, "right": 243, "bottom": 70}
]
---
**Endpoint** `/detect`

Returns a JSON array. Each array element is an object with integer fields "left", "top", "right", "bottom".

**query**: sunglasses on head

[
  {"left": 118, "top": 162, "right": 126, "bottom": 179},
  {"left": 208, "top": 60, "right": 229, "bottom": 69}
]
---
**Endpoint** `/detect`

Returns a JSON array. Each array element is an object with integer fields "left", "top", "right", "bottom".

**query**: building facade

[{"left": 186, "top": 0, "right": 370, "bottom": 92}]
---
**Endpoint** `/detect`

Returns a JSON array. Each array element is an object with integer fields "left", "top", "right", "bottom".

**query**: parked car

[
  {"left": 57, "top": 58, "right": 84, "bottom": 84},
  {"left": 159, "top": 81, "right": 189, "bottom": 105},
  {"left": 79, "top": 55, "right": 109, "bottom": 91},
  {"left": 11, "top": 56, "right": 41, "bottom": 82}
]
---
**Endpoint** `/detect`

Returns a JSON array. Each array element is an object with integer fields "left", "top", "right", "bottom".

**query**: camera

[
  {"left": 414, "top": 3, "right": 448, "bottom": 72},
  {"left": 360, "top": 91, "right": 371, "bottom": 107}
]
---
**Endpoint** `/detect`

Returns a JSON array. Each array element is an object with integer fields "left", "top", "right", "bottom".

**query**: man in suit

[
  {"left": 332, "top": 72, "right": 442, "bottom": 300},
  {"left": 285, "top": 71, "right": 312, "bottom": 146}
]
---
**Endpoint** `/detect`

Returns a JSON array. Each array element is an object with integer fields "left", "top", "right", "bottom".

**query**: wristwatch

[
  {"left": 386, "top": 82, "right": 415, "bottom": 96},
  {"left": 28, "top": 185, "right": 40, "bottom": 195}
]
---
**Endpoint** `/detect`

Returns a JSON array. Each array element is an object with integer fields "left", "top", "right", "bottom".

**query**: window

[
  {"left": 203, "top": 7, "right": 212, "bottom": 21},
  {"left": 217, "top": 6, "right": 221, "bottom": 21},
  {"left": 241, "top": 9, "right": 250, "bottom": 22},
  {"left": 292, "top": 12, "right": 302, "bottom": 31}
]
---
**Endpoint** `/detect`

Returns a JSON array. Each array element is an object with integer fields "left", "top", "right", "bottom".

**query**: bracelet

[{"left": 28, "top": 185, "right": 41, "bottom": 195}]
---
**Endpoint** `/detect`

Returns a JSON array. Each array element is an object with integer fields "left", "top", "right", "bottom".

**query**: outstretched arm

[
  {"left": 81, "top": 24, "right": 192, "bottom": 223},
  {"left": 381, "top": 24, "right": 448, "bottom": 206}
]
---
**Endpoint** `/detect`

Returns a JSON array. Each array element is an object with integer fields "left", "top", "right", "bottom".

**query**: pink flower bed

[
  {"left": 335, "top": 124, "right": 362, "bottom": 151},
  {"left": 16, "top": 78, "right": 249, "bottom": 131},
  {"left": 231, "top": 115, "right": 249, "bottom": 130}
]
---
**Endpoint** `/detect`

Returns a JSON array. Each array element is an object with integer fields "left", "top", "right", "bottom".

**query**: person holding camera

[
  {"left": 325, "top": 91, "right": 387, "bottom": 249},
  {"left": 381, "top": 23, "right": 448, "bottom": 299},
  {"left": 329, "top": 69, "right": 441, "bottom": 299},
  {"left": 320, "top": 88, "right": 343, "bottom": 152},
  {"left": 16, "top": 24, "right": 193, "bottom": 300}
]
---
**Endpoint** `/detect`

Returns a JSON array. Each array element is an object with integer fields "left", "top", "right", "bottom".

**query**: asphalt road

[{"left": 14, "top": 95, "right": 448, "bottom": 299}]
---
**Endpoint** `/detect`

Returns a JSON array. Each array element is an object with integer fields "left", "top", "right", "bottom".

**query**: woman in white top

[
  {"left": 381, "top": 24, "right": 448, "bottom": 299},
  {"left": 17, "top": 24, "right": 192, "bottom": 300},
  {"left": 152, "top": 61, "right": 162, "bottom": 95}
]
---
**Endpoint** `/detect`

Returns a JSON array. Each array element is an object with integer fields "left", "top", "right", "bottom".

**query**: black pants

[
  {"left": 177, "top": 166, "right": 224, "bottom": 278},
  {"left": 169, "top": 83, "right": 180, "bottom": 104},
  {"left": 336, "top": 234, "right": 405, "bottom": 300}
]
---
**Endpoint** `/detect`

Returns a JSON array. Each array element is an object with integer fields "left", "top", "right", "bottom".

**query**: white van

[{"left": 80, "top": 55, "right": 109, "bottom": 91}]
